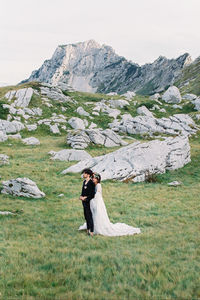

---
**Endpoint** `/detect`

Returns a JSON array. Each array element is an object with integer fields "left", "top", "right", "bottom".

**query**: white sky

[{"left": 0, "top": 0, "right": 200, "bottom": 85}]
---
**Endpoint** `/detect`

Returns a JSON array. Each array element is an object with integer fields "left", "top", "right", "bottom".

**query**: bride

[{"left": 79, "top": 173, "right": 141, "bottom": 236}]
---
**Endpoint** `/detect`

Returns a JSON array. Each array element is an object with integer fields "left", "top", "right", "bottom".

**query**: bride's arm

[{"left": 96, "top": 184, "right": 102, "bottom": 195}]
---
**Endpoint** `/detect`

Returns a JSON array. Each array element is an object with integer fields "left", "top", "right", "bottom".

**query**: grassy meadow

[{"left": 0, "top": 133, "right": 200, "bottom": 300}]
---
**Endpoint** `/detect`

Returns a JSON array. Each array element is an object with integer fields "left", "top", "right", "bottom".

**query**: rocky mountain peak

[{"left": 24, "top": 40, "right": 192, "bottom": 95}]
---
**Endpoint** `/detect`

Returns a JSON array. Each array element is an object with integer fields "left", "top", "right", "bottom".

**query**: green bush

[{"left": 0, "top": 101, "right": 9, "bottom": 120}]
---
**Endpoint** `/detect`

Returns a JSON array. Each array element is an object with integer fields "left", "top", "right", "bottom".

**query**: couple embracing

[{"left": 79, "top": 168, "right": 141, "bottom": 237}]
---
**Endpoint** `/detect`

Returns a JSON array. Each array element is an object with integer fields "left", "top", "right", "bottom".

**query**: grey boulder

[
  {"left": 68, "top": 117, "right": 86, "bottom": 130},
  {"left": 1, "top": 177, "right": 45, "bottom": 198},
  {"left": 162, "top": 86, "right": 182, "bottom": 103},
  {"left": 62, "top": 136, "right": 190, "bottom": 182},
  {"left": 22, "top": 137, "right": 40, "bottom": 145}
]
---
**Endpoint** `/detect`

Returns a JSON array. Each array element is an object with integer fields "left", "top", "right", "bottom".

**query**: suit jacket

[{"left": 81, "top": 179, "right": 95, "bottom": 204}]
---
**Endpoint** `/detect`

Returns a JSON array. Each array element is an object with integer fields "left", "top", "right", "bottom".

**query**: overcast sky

[{"left": 0, "top": 0, "right": 200, "bottom": 85}]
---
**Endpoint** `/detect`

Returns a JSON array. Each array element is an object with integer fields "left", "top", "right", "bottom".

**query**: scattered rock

[
  {"left": 109, "top": 113, "right": 197, "bottom": 137},
  {"left": 67, "top": 128, "right": 127, "bottom": 149},
  {"left": 162, "top": 86, "right": 182, "bottom": 103},
  {"left": 76, "top": 106, "right": 90, "bottom": 117},
  {"left": 122, "top": 91, "right": 136, "bottom": 100},
  {"left": 107, "top": 92, "right": 118, "bottom": 96},
  {"left": 168, "top": 181, "right": 182, "bottom": 186},
  {"left": 0, "top": 154, "right": 9, "bottom": 165},
  {"left": 89, "top": 122, "right": 97, "bottom": 129},
  {"left": 26, "top": 124, "right": 37, "bottom": 131},
  {"left": 68, "top": 117, "right": 86, "bottom": 130},
  {"left": 62, "top": 136, "right": 191, "bottom": 182},
  {"left": 150, "top": 93, "right": 161, "bottom": 100},
  {"left": 1, "top": 177, "right": 45, "bottom": 198},
  {"left": 49, "top": 124, "right": 60, "bottom": 134},
  {"left": 22, "top": 137, "right": 40, "bottom": 145},
  {"left": 49, "top": 149, "right": 92, "bottom": 161},
  {"left": 172, "top": 104, "right": 182, "bottom": 109},
  {"left": 182, "top": 93, "right": 197, "bottom": 101},
  {"left": 137, "top": 106, "right": 154, "bottom": 117},
  {"left": 108, "top": 99, "right": 129, "bottom": 108},
  {"left": 92, "top": 111, "right": 99, "bottom": 116},
  {"left": 159, "top": 108, "right": 166, "bottom": 113},
  {"left": 7, "top": 133, "right": 22, "bottom": 140},
  {"left": 0, "top": 211, "right": 14, "bottom": 215}
]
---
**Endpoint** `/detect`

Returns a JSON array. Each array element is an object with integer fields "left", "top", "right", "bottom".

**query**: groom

[{"left": 79, "top": 168, "right": 95, "bottom": 236}]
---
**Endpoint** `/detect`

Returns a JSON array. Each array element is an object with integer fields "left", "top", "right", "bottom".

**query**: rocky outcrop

[
  {"left": 109, "top": 113, "right": 198, "bottom": 137},
  {"left": 0, "top": 120, "right": 25, "bottom": 134},
  {"left": 49, "top": 149, "right": 92, "bottom": 161},
  {"left": 5, "top": 88, "right": 33, "bottom": 107},
  {"left": 40, "top": 85, "right": 73, "bottom": 103},
  {"left": 1, "top": 177, "right": 45, "bottom": 198},
  {"left": 24, "top": 40, "right": 191, "bottom": 95},
  {"left": 67, "top": 129, "right": 127, "bottom": 149},
  {"left": 62, "top": 136, "right": 191, "bottom": 182}
]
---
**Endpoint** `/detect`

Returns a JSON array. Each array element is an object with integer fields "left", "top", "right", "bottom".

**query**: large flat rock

[{"left": 62, "top": 136, "right": 190, "bottom": 182}]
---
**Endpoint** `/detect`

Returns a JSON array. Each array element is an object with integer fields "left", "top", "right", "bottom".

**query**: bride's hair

[{"left": 93, "top": 173, "right": 101, "bottom": 183}]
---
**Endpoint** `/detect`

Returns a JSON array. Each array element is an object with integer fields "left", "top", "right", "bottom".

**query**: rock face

[
  {"left": 162, "top": 86, "right": 182, "bottom": 103},
  {"left": 67, "top": 129, "right": 127, "bottom": 149},
  {"left": 0, "top": 154, "right": 9, "bottom": 165},
  {"left": 1, "top": 178, "right": 45, "bottom": 198},
  {"left": 62, "top": 136, "right": 190, "bottom": 182},
  {"left": 24, "top": 40, "right": 191, "bottom": 95},
  {"left": 5, "top": 88, "right": 33, "bottom": 107},
  {"left": 49, "top": 149, "right": 92, "bottom": 161},
  {"left": 109, "top": 113, "right": 197, "bottom": 137}
]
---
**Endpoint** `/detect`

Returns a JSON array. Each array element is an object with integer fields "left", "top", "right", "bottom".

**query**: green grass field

[{"left": 0, "top": 133, "right": 199, "bottom": 300}]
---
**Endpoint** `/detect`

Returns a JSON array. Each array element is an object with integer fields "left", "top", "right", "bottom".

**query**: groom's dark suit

[{"left": 81, "top": 179, "right": 95, "bottom": 232}]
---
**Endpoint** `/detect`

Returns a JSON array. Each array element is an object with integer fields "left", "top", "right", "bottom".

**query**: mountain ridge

[{"left": 24, "top": 40, "right": 192, "bottom": 95}]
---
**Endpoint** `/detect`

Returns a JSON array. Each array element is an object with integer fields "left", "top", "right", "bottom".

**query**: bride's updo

[{"left": 93, "top": 173, "right": 101, "bottom": 183}]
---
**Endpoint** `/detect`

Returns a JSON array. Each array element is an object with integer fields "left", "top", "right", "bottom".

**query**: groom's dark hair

[{"left": 81, "top": 168, "right": 93, "bottom": 177}]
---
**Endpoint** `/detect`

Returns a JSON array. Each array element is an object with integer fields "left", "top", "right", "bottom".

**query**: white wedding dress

[{"left": 79, "top": 183, "right": 141, "bottom": 236}]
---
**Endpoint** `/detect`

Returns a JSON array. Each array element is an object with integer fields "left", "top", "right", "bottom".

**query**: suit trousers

[{"left": 82, "top": 201, "right": 94, "bottom": 232}]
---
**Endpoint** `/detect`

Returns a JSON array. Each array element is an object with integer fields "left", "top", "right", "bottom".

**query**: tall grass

[{"left": 0, "top": 134, "right": 199, "bottom": 299}]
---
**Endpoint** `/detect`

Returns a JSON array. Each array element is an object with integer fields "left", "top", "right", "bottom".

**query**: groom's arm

[{"left": 84, "top": 182, "right": 95, "bottom": 203}]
